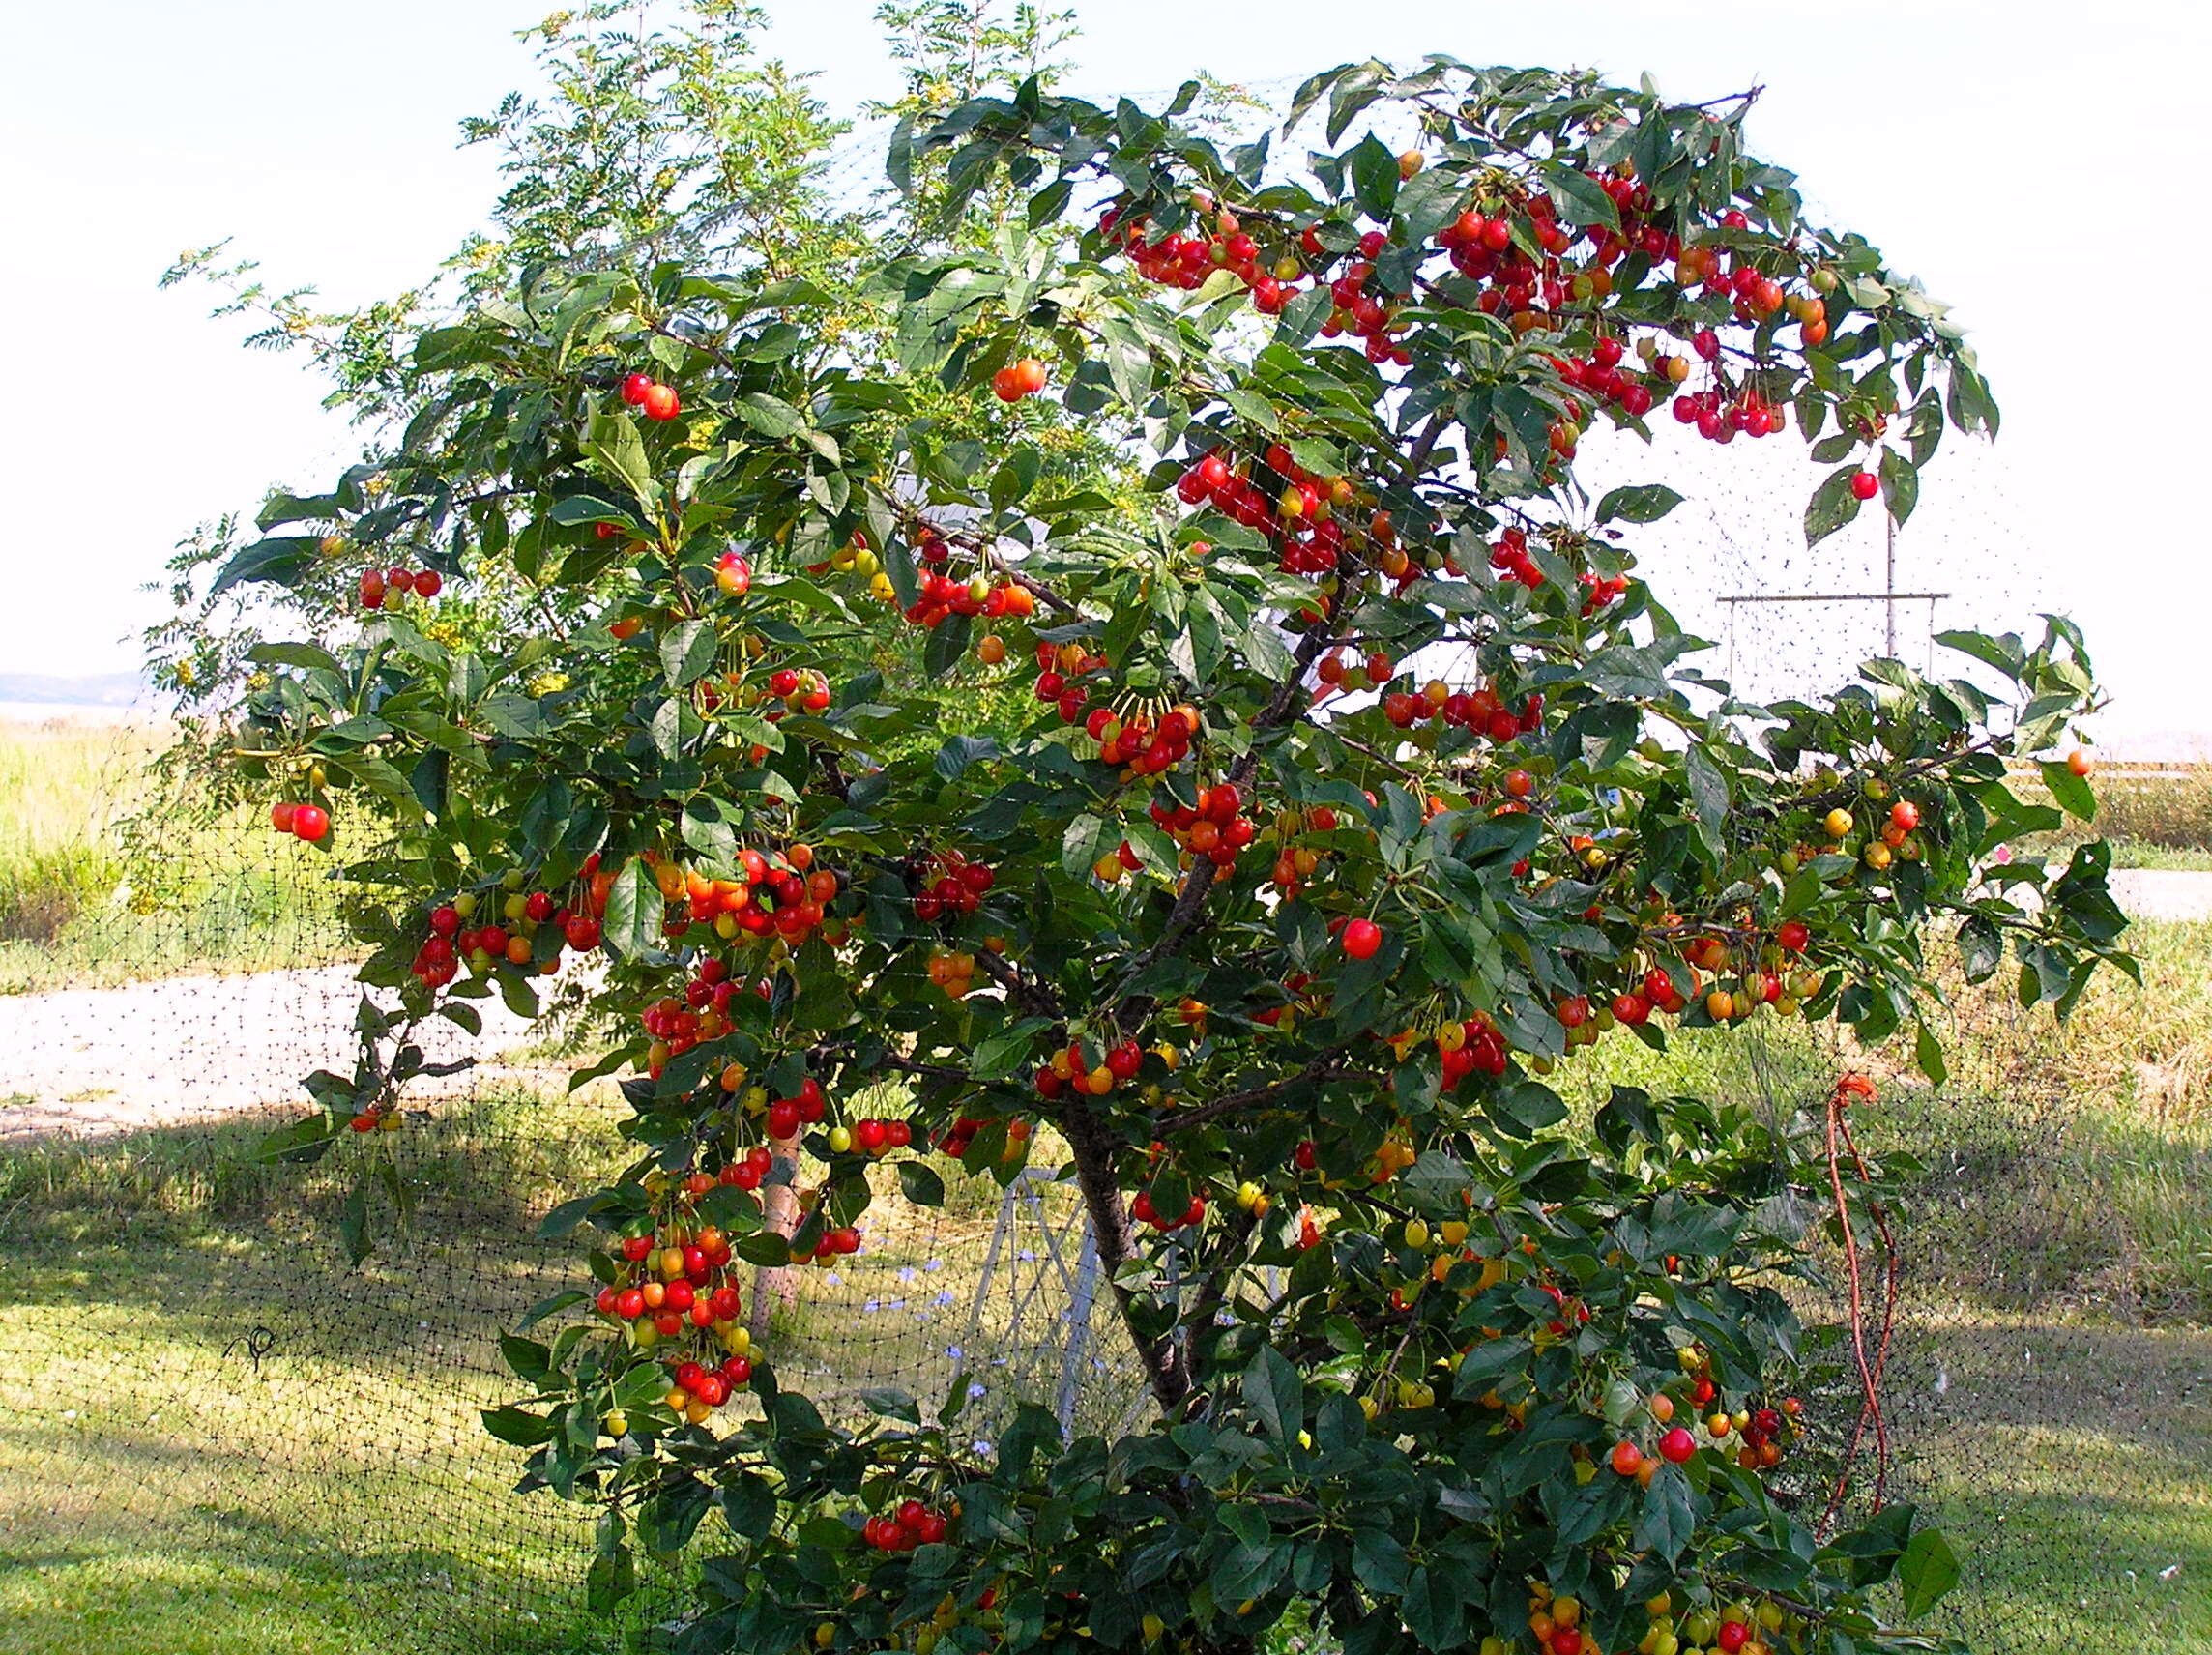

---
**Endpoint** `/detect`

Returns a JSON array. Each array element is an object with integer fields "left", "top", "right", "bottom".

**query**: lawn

[{"left": 0, "top": 1093, "right": 1124, "bottom": 1655}]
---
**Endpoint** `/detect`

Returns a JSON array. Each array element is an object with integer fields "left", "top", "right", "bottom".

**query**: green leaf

[
  {"left": 1914, "top": 1021, "right": 1948, "bottom": 1088},
  {"left": 480, "top": 1405, "right": 554, "bottom": 1446},
  {"left": 248, "top": 641, "right": 341, "bottom": 674},
  {"left": 1633, "top": 1463, "right": 1697, "bottom": 1562},
  {"left": 735, "top": 1232, "right": 791, "bottom": 1266},
  {"left": 1936, "top": 628, "right": 2026, "bottom": 680},
  {"left": 719, "top": 1472, "right": 776, "bottom": 1540},
  {"left": 1540, "top": 161, "right": 1620, "bottom": 230},
  {"left": 1593, "top": 483, "right": 1683, "bottom": 526},
  {"left": 2039, "top": 760, "right": 2096, "bottom": 822},
  {"left": 517, "top": 1289, "right": 587, "bottom": 1332},
  {"left": 935, "top": 734, "right": 1000, "bottom": 780},
  {"left": 1805, "top": 466, "right": 1865, "bottom": 546},
  {"left": 603, "top": 857, "right": 665, "bottom": 958},
  {"left": 897, "top": 1161, "right": 946, "bottom": 1207},
  {"left": 734, "top": 392, "right": 806, "bottom": 439},
  {"left": 1898, "top": 1527, "right": 1961, "bottom": 1617},
  {"left": 1957, "top": 914, "right": 2003, "bottom": 982},
  {"left": 583, "top": 407, "right": 659, "bottom": 511},
  {"left": 971, "top": 1016, "right": 1050, "bottom": 1080},
  {"left": 1878, "top": 447, "right": 1919, "bottom": 528},
  {"left": 1241, "top": 1345, "right": 1302, "bottom": 1445},
  {"left": 1062, "top": 813, "right": 1117, "bottom": 878},
  {"left": 1683, "top": 745, "right": 1729, "bottom": 835},
  {"left": 660, "top": 620, "right": 717, "bottom": 687},
  {"left": 990, "top": 448, "right": 1042, "bottom": 511},
  {"left": 1348, "top": 135, "right": 1401, "bottom": 220},
  {"left": 213, "top": 537, "right": 323, "bottom": 595}
]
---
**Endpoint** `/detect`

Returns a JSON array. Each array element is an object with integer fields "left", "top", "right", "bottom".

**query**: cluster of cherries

[
  {"left": 410, "top": 866, "right": 607, "bottom": 991},
  {"left": 830, "top": 1116, "right": 914, "bottom": 1157},
  {"left": 912, "top": 846, "right": 997, "bottom": 921},
  {"left": 989, "top": 358, "right": 1049, "bottom": 402},
  {"left": 619, "top": 371, "right": 683, "bottom": 421},
  {"left": 1668, "top": 380, "right": 1789, "bottom": 445},
  {"left": 597, "top": 1224, "right": 745, "bottom": 1345},
  {"left": 1592, "top": 1350, "right": 1806, "bottom": 1497},
  {"left": 1033, "top": 1036, "right": 1149, "bottom": 1100},
  {"left": 1488, "top": 526, "right": 1631, "bottom": 619},
  {"left": 1377, "top": 672, "right": 1546, "bottom": 740},
  {"left": 653, "top": 846, "right": 839, "bottom": 947},
  {"left": 267, "top": 800, "right": 332, "bottom": 843},
  {"left": 1423, "top": 1016, "right": 1513, "bottom": 1086},
  {"left": 1129, "top": 1185, "right": 1208, "bottom": 1231},
  {"left": 358, "top": 564, "right": 443, "bottom": 609},
  {"left": 1031, "top": 639, "right": 1114, "bottom": 720},
  {"left": 1146, "top": 782, "right": 1259, "bottom": 872},
  {"left": 1170, "top": 443, "right": 1385, "bottom": 581},
  {"left": 929, "top": 1113, "right": 1030, "bottom": 1161},
  {"left": 924, "top": 947, "right": 983, "bottom": 998},
  {"left": 862, "top": 1499, "right": 949, "bottom": 1551},
  {"left": 1263, "top": 804, "right": 1342, "bottom": 899},
  {"left": 900, "top": 566, "right": 1038, "bottom": 632},
  {"left": 1105, "top": 163, "right": 1856, "bottom": 504},
  {"left": 664, "top": 1353, "right": 755, "bottom": 1423}
]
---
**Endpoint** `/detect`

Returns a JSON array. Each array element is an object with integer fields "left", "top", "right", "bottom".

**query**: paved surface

[
  {"left": 2107, "top": 869, "right": 2212, "bottom": 923},
  {"left": 0, "top": 965, "right": 549, "bottom": 1143}
]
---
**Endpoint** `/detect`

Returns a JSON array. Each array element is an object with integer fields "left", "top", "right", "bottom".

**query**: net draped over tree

[{"left": 181, "top": 19, "right": 2130, "bottom": 1655}]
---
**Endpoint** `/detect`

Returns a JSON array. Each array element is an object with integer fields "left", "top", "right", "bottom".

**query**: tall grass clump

[{"left": 0, "top": 722, "right": 155, "bottom": 943}]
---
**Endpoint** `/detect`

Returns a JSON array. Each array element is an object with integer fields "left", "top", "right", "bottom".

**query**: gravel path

[{"left": 0, "top": 966, "right": 548, "bottom": 1144}]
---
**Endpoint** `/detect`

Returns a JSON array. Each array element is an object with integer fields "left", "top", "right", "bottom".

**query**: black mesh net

[{"left": 4, "top": 77, "right": 2205, "bottom": 1655}]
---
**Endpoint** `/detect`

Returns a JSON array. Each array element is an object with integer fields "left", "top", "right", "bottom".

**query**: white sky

[{"left": 5, "top": 0, "right": 2205, "bottom": 749}]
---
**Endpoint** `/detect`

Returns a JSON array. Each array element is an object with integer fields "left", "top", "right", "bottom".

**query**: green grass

[
  {"left": 0, "top": 1090, "right": 1136, "bottom": 1655},
  {"left": 2106, "top": 842, "right": 2212, "bottom": 872},
  {"left": 0, "top": 1093, "right": 638, "bottom": 1655},
  {"left": 0, "top": 720, "right": 355, "bottom": 994},
  {"left": 1892, "top": 1316, "right": 2212, "bottom": 1651}
]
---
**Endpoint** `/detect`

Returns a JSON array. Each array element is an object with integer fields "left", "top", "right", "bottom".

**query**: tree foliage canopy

[{"left": 173, "top": 10, "right": 2126, "bottom": 1655}]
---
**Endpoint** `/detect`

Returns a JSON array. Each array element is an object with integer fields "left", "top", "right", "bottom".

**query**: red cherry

[
  {"left": 1776, "top": 919, "right": 1811, "bottom": 953},
  {"left": 269, "top": 802, "right": 298, "bottom": 833},
  {"left": 413, "top": 569, "right": 443, "bottom": 598},
  {"left": 641, "top": 383, "right": 681, "bottom": 421},
  {"left": 290, "top": 804, "right": 330, "bottom": 842},
  {"left": 1889, "top": 799, "right": 1920, "bottom": 830},
  {"left": 1341, "top": 918, "right": 1382, "bottom": 961},
  {"left": 1716, "top": 1622, "right": 1751, "bottom": 1654},
  {"left": 1657, "top": 1426, "right": 1697, "bottom": 1464},
  {"left": 621, "top": 373, "right": 653, "bottom": 406},
  {"left": 767, "top": 1099, "right": 800, "bottom": 1139},
  {"left": 1849, "top": 471, "right": 1879, "bottom": 501}
]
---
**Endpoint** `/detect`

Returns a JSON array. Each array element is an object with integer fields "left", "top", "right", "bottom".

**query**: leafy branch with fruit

[{"left": 205, "top": 49, "right": 2130, "bottom": 1655}]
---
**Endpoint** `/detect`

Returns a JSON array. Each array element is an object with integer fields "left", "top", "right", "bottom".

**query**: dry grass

[
  {"left": 2015, "top": 760, "right": 2212, "bottom": 858},
  {"left": 0, "top": 721, "right": 352, "bottom": 993}
]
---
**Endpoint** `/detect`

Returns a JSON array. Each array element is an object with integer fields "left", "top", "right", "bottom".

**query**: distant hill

[{"left": 0, "top": 672, "right": 145, "bottom": 708}]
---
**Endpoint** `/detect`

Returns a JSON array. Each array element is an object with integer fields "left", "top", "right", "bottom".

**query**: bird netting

[{"left": 3, "top": 74, "right": 2202, "bottom": 1655}]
